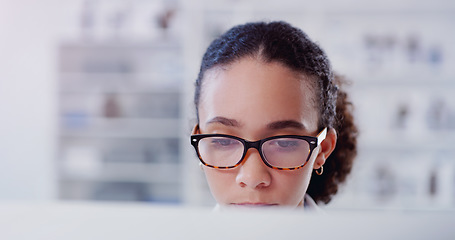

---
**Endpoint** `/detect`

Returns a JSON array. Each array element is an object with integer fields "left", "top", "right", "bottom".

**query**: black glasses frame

[{"left": 190, "top": 131, "right": 325, "bottom": 170}]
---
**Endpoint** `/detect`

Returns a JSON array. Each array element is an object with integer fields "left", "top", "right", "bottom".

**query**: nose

[{"left": 235, "top": 149, "right": 271, "bottom": 189}]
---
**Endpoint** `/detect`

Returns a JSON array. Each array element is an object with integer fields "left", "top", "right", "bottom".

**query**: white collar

[{"left": 303, "top": 194, "right": 324, "bottom": 213}]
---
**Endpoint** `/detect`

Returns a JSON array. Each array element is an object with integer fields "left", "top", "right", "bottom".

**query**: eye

[
  {"left": 212, "top": 138, "right": 237, "bottom": 146},
  {"left": 274, "top": 140, "right": 299, "bottom": 148},
  {"left": 207, "top": 137, "right": 242, "bottom": 150},
  {"left": 265, "top": 138, "right": 302, "bottom": 153}
]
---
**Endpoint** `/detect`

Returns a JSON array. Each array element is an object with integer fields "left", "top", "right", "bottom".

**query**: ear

[
  {"left": 313, "top": 128, "right": 337, "bottom": 169},
  {"left": 191, "top": 124, "right": 200, "bottom": 135}
]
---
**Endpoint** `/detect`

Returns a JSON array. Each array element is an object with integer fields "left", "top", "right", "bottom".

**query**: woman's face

[{"left": 196, "top": 57, "right": 329, "bottom": 208}]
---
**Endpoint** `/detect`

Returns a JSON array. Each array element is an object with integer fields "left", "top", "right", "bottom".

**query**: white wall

[{"left": 0, "top": 0, "right": 80, "bottom": 200}]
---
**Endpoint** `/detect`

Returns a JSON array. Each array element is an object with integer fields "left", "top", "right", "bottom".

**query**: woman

[{"left": 190, "top": 21, "right": 357, "bottom": 210}]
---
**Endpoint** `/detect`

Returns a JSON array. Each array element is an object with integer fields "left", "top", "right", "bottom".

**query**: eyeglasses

[{"left": 190, "top": 127, "right": 327, "bottom": 170}]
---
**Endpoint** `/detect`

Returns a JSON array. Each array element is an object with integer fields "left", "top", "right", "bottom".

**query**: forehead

[
  {"left": 203, "top": 58, "right": 316, "bottom": 98},
  {"left": 199, "top": 58, "right": 319, "bottom": 133}
]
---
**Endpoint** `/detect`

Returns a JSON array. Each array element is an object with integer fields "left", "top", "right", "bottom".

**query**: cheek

[
  {"left": 203, "top": 169, "right": 237, "bottom": 203},
  {"left": 273, "top": 151, "right": 319, "bottom": 205},
  {"left": 272, "top": 168, "right": 313, "bottom": 205}
]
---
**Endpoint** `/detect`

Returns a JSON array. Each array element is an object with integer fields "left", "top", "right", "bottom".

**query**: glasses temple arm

[{"left": 316, "top": 127, "right": 327, "bottom": 145}]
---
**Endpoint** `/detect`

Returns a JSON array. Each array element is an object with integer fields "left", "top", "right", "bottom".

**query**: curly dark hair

[{"left": 194, "top": 21, "right": 358, "bottom": 204}]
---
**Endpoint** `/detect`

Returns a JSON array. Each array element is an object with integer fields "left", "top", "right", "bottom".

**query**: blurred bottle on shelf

[
  {"left": 103, "top": 93, "right": 122, "bottom": 118},
  {"left": 80, "top": 0, "right": 96, "bottom": 40}
]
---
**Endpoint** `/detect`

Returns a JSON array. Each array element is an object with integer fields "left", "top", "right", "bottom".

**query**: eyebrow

[
  {"left": 206, "top": 117, "right": 305, "bottom": 130},
  {"left": 266, "top": 120, "right": 305, "bottom": 130},
  {"left": 206, "top": 116, "right": 242, "bottom": 127}
]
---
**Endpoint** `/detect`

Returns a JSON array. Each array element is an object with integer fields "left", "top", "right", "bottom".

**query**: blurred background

[{"left": 0, "top": 0, "right": 454, "bottom": 211}]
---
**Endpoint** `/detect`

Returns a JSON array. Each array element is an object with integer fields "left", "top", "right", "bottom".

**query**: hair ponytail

[{"left": 306, "top": 74, "right": 358, "bottom": 204}]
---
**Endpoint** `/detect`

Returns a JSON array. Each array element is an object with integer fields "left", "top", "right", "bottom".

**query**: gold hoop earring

[{"left": 315, "top": 165, "right": 323, "bottom": 175}]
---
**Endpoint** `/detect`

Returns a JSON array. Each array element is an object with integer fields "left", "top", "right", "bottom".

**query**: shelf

[
  {"left": 59, "top": 39, "right": 183, "bottom": 49},
  {"left": 357, "top": 130, "right": 455, "bottom": 152},
  {"left": 358, "top": 142, "right": 455, "bottom": 153},
  {"left": 60, "top": 162, "right": 181, "bottom": 184},
  {"left": 60, "top": 118, "right": 181, "bottom": 139},
  {"left": 346, "top": 76, "right": 455, "bottom": 89},
  {"left": 59, "top": 72, "right": 184, "bottom": 87},
  {"left": 59, "top": 84, "right": 182, "bottom": 95},
  {"left": 200, "top": 0, "right": 455, "bottom": 13}
]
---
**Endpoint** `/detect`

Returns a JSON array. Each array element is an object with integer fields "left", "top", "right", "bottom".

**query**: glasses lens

[
  {"left": 262, "top": 138, "right": 310, "bottom": 168},
  {"left": 198, "top": 136, "right": 244, "bottom": 168}
]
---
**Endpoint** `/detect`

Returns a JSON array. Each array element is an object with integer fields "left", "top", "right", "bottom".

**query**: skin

[{"left": 194, "top": 57, "right": 337, "bottom": 208}]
